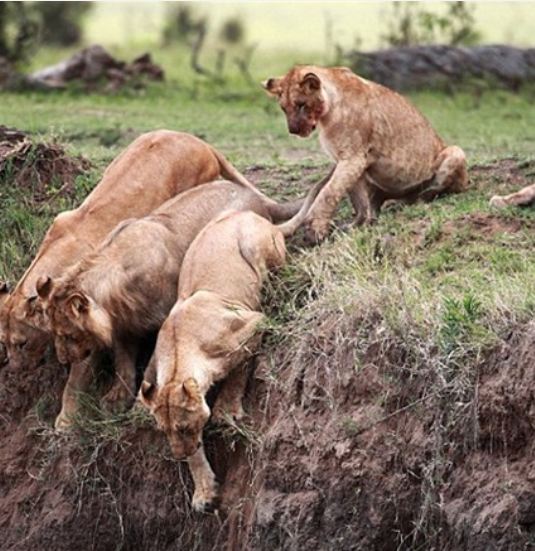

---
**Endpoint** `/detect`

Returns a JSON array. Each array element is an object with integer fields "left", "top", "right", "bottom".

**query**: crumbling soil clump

[{"left": 0, "top": 126, "right": 90, "bottom": 201}]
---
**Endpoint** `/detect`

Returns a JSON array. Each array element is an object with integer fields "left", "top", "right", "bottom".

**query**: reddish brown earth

[
  {"left": 0, "top": 159, "right": 534, "bottom": 550},
  {"left": 1, "top": 316, "right": 534, "bottom": 550}
]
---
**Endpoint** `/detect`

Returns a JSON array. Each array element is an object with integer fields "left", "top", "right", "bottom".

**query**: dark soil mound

[{"left": 0, "top": 126, "right": 90, "bottom": 202}]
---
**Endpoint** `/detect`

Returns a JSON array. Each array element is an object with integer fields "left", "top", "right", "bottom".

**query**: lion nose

[{"left": 288, "top": 120, "right": 301, "bottom": 135}]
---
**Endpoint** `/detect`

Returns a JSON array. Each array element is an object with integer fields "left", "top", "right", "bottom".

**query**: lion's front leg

[
  {"left": 211, "top": 362, "right": 249, "bottom": 424},
  {"left": 304, "top": 157, "right": 368, "bottom": 243},
  {"left": 102, "top": 339, "right": 137, "bottom": 413},
  {"left": 55, "top": 352, "right": 96, "bottom": 431},
  {"left": 187, "top": 444, "right": 219, "bottom": 512}
]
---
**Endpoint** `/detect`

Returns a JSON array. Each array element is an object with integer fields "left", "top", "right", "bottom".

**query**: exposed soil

[
  {"left": 0, "top": 159, "right": 534, "bottom": 550},
  {"left": 0, "top": 126, "right": 91, "bottom": 202}
]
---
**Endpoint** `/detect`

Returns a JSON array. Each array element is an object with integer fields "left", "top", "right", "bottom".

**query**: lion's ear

[
  {"left": 139, "top": 380, "right": 157, "bottom": 406},
  {"left": 67, "top": 292, "right": 89, "bottom": 319},
  {"left": 21, "top": 295, "right": 38, "bottom": 319},
  {"left": 36, "top": 275, "right": 53, "bottom": 299},
  {"left": 262, "top": 77, "right": 282, "bottom": 97},
  {"left": 301, "top": 72, "right": 321, "bottom": 94}
]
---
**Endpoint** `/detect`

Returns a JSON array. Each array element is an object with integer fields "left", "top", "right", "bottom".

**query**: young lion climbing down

[
  {"left": 139, "top": 210, "right": 292, "bottom": 512},
  {"left": 41, "top": 176, "right": 321, "bottom": 431},
  {"left": 263, "top": 65, "right": 469, "bottom": 242},
  {"left": 0, "top": 130, "right": 278, "bottom": 371}
]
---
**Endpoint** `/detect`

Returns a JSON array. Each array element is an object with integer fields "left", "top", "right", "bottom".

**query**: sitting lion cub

[
  {"left": 263, "top": 65, "right": 469, "bottom": 241},
  {"left": 139, "top": 210, "right": 290, "bottom": 511},
  {"left": 0, "top": 130, "right": 271, "bottom": 370}
]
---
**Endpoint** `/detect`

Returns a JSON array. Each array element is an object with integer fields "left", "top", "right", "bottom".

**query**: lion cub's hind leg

[
  {"left": 490, "top": 182, "right": 535, "bottom": 209},
  {"left": 348, "top": 178, "right": 385, "bottom": 225},
  {"left": 420, "top": 145, "right": 468, "bottom": 201}
]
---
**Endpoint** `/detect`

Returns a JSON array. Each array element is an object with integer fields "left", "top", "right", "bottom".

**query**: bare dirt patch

[{"left": 470, "top": 158, "right": 535, "bottom": 195}]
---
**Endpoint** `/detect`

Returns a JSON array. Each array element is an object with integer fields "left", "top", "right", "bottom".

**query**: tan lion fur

[
  {"left": 263, "top": 65, "right": 469, "bottom": 241},
  {"left": 0, "top": 130, "right": 276, "bottom": 370},
  {"left": 490, "top": 183, "right": 535, "bottom": 209},
  {"left": 139, "top": 210, "right": 286, "bottom": 511},
  {"left": 42, "top": 178, "right": 319, "bottom": 430}
]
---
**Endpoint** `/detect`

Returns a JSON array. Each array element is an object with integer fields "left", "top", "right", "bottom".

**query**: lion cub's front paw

[
  {"left": 303, "top": 218, "right": 330, "bottom": 245},
  {"left": 489, "top": 195, "right": 507, "bottom": 209},
  {"left": 192, "top": 481, "right": 220, "bottom": 513},
  {"left": 54, "top": 411, "right": 74, "bottom": 432},
  {"left": 101, "top": 382, "right": 135, "bottom": 414}
]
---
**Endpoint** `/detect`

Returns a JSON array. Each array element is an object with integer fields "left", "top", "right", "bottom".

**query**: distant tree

[
  {"left": 33, "top": 2, "right": 93, "bottom": 47},
  {"left": 0, "top": 2, "right": 38, "bottom": 62},
  {"left": 162, "top": 5, "right": 207, "bottom": 46},
  {"left": 382, "top": 2, "right": 481, "bottom": 48}
]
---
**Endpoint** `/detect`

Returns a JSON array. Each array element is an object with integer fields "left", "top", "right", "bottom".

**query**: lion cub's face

[
  {"left": 0, "top": 285, "right": 49, "bottom": 369},
  {"left": 140, "top": 378, "right": 210, "bottom": 460},
  {"left": 37, "top": 276, "right": 113, "bottom": 360},
  {"left": 263, "top": 69, "right": 326, "bottom": 138}
]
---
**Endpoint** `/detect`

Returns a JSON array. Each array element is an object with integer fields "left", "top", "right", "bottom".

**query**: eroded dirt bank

[{"left": 1, "top": 315, "right": 534, "bottom": 550}]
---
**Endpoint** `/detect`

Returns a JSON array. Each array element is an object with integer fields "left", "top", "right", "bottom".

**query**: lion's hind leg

[
  {"left": 420, "top": 145, "right": 468, "bottom": 201},
  {"left": 490, "top": 182, "right": 535, "bottom": 209}
]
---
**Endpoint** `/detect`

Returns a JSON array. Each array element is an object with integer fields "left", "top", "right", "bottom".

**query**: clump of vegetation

[
  {"left": 382, "top": 1, "right": 481, "bottom": 47},
  {"left": 33, "top": 1, "right": 94, "bottom": 47},
  {"left": 161, "top": 4, "right": 254, "bottom": 86}
]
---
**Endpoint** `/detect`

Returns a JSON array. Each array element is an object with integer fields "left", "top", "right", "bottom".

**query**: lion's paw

[
  {"left": 54, "top": 412, "right": 74, "bottom": 432},
  {"left": 303, "top": 219, "right": 329, "bottom": 245},
  {"left": 101, "top": 382, "right": 135, "bottom": 414},
  {"left": 192, "top": 482, "right": 219, "bottom": 513},
  {"left": 489, "top": 195, "right": 507, "bottom": 209},
  {"left": 211, "top": 403, "right": 244, "bottom": 425}
]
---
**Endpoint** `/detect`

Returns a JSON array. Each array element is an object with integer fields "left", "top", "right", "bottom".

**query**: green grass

[
  {"left": 1, "top": 49, "right": 535, "bottom": 338},
  {"left": 3, "top": 45, "right": 535, "bottom": 549}
]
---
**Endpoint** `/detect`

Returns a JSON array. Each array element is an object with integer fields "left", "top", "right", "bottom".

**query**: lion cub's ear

[
  {"left": 36, "top": 275, "right": 53, "bottom": 299},
  {"left": 262, "top": 77, "right": 282, "bottom": 97},
  {"left": 139, "top": 380, "right": 157, "bottom": 407},
  {"left": 67, "top": 292, "right": 89, "bottom": 319},
  {"left": 301, "top": 72, "right": 321, "bottom": 94}
]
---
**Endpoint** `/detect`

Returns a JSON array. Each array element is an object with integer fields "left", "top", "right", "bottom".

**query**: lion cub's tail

[
  {"left": 276, "top": 174, "right": 328, "bottom": 237},
  {"left": 212, "top": 148, "right": 332, "bottom": 231},
  {"left": 211, "top": 147, "right": 305, "bottom": 222}
]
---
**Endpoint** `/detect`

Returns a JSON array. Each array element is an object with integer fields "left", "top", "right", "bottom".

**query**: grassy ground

[
  {"left": 2, "top": 50, "right": 535, "bottom": 548},
  {"left": 2, "top": 73, "right": 534, "bottom": 397},
  {"left": 1, "top": 74, "right": 534, "bottom": 282}
]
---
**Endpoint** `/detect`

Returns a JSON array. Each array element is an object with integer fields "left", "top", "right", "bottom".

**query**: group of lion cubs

[{"left": 0, "top": 65, "right": 526, "bottom": 511}]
